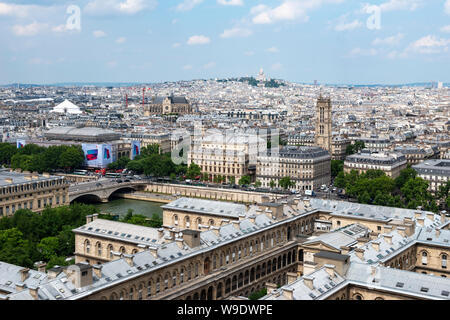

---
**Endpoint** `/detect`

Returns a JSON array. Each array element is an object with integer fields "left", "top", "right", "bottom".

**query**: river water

[{"left": 91, "top": 198, "right": 163, "bottom": 218}]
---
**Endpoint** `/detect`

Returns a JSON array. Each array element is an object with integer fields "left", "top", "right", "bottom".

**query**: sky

[{"left": 0, "top": 0, "right": 450, "bottom": 85}]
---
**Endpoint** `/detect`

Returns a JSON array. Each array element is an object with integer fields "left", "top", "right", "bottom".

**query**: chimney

[
  {"left": 24, "top": 175, "right": 32, "bottom": 181},
  {"left": 417, "top": 217, "right": 424, "bottom": 226},
  {"left": 149, "top": 247, "right": 158, "bottom": 258},
  {"left": 47, "top": 266, "right": 62, "bottom": 279},
  {"left": 210, "top": 226, "right": 220, "bottom": 236},
  {"left": 248, "top": 215, "right": 256, "bottom": 224},
  {"left": 158, "top": 228, "right": 164, "bottom": 239},
  {"left": 19, "top": 268, "right": 30, "bottom": 282},
  {"left": 34, "top": 261, "right": 47, "bottom": 273},
  {"left": 4, "top": 178, "right": 13, "bottom": 184},
  {"left": 384, "top": 234, "right": 393, "bottom": 244},
  {"left": 232, "top": 221, "right": 241, "bottom": 230},
  {"left": 436, "top": 229, "right": 441, "bottom": 237},
  {"left": 92, "top": 214, "right": 98, "bottom": 221},
  {"left": 357, "top": 237, "right": 369, "bottom": 247},
  {"left": 32, "top": 174, "right": 39, "bottom": 180},
  {"left": 123, "top": 254, "right": 134, "bottom": 267},
  {"left": 324, "top": 264, "right": 336, "bottom": 278},
  {"left": 355, "top": 248, "right": 365, "bottom": 261},
  {"left": 414, "top": 211, "right": 421, "bottom": 219},
  {"left": 92, "top": 265, "right": 103, "bottom": 278},
  {"left": 266, "top": 282, "right": 277, "bottom": 295},
  {"left": 340, "top": 246, "right": 351, "bottom": 255},
  {"left": 287, "top": 272, "right": 297, "bottom": 284},
  {"left": 28, "top": 285, "right": 39, "bottom": 300},
  {"left": 169, "top": 228, "right": 177, "bottom": 240},
  {"left": 441, "top": 211, "right": 447, "bottom": 223},
  {"left": 238, "top": 214, "right": 247, "bottom": 221},
  {"left": 397, "top": 227, "right": 406, "bottom": 237},
  {"left": 383, "top": 225, "right": 393, "bottom": 234},
  {"left": 182, "top": 229, "right": 201, "bottom": 248},
  {"left": 404, "top": 217, "right": 413, "bottom": 224},
  {"left": 426, "top": 213, "right": 435, "bottom": 221},
  {"left": 303, "top": 275, "right": 314, "bottom": 290},
  {"left": 15, "top": 282, "right": 25, "bottom": 292},
  {"left": 369, "top": 232, "right": 378, "bottom": 240},
  {"left": 221, "top": 219, "right": 230, "bottom": 226},
  {"left": 175, "top": 238, "right": 184, "bottom": 249},
  {"left": 371, "top": 241, "right": 380, "bottom": 251},
  {"left": 86, "top": 215, "right": 93, "bottom": 224},
  {"left": 282, "top": 288, "right": 294, "bottom": 300},
  {"left": 43, "top": 172, "right": 50, "bottom": 178}
]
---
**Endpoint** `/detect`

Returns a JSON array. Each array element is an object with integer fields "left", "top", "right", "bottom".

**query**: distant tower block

[{"left": 315, "top": 96, "right": 332, "bottom": 153}]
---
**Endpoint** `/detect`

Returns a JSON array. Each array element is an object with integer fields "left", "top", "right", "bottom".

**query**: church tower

[{"left": 315, "top": 96, "right": 332, "bottom": 153}]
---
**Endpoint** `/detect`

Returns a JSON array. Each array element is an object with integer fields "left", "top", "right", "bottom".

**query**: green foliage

[
  {"left": 120, "top": 212, "right": 163, "bottom": 228},
  {"left": 346, "top": 141, "right": 365, "bottom": 155},
  {"left": 0, "top": 143, "right": 18, "bottom": 165},
  {"left": 248, "top": 288, "right": 267, "bottom": 300},
  {"left": 336, "top": 168, "right": 438, "bottom": 212},
  {"left": 5, "top": 143, "right": 84, "bottom": 173},
  {"left": 279, "top": 176, "right": 295, "bottom": 190},
  {"left": 238, "top": 175, "right": 251, "bottom": 186},
  {"left": 141, "top": 144, "right": 160, "bottom": 156},
  {"left": 331, "top": 160, "right": 344, "bottom": 178},
  {"left": 108, "top": 156, "right": 130, "bottom": 170},
  {"left": 0, "top": 203, "right": 99, "bottom": 268},
  {"left": 269, "top": 180, "right": 276, "bottom": 189},
  {"left": 186, "top": 162, "right": 202, "bottom": 180}
]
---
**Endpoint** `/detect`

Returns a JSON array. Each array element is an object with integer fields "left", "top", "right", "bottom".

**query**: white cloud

[
  {"left": 116, "top": 37, "right": 127, "bottom": 44},
  {"left": 266, "top": 46, "right": 279, "bottom": 53},
  {"left": 378, "top": 0, "right": 423, "bottom": 12},
  {"left": 217, "top": 0, "right": 243, "bottom": 6},
  {"left": 441, "top": 25, "right": 450, "bottom": 33},
  {"left": 220, "top": 27, "right": 252, "bottom": 38},
  {"left": 407, "top": 35, "right": 450, "bottom": 54},
  {"left": 93, "top": 30, "right": 107, "bottom": 38},
  {"left": 334, "top": 19, "right": 362, "bottom": 31},
  {"left": 244, "top": 51, "right": 255, "bottom": 56},
  {"left": 187, "top": 35, "right": 210, "bottom": 45},
  {"left": 203, "top": 62, "right": 216, "bottom": 69},
  {"left": 85, "top": 0, "right": 157, "bottom": 15},
  {"left": 446, "top": 0, "right": 450, "bottom": 15},
  {"left": 183, "top": 64, "right": 193, "bottom": 70},
  {"left": 12, "top": 22, "right": 48, "bottom": 36},
  {"left": 372, "top": 33, "right": 404, "bottom": 46},
  {"left": 172, "top": 42, "right": 181, "bottom": 48},
  {"left": 0, "top": 2, "right": 36, "bottom": 18},
  {"left": 250, "top": 0, "right": 344, "bottom": 25},
  {"left": 176, "top": 0, "right": 203, "bottom": 11}
]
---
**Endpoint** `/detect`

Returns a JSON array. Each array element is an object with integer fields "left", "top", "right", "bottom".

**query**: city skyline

[{"left": 1, "top": 0, "right": 450, "bottom": 85}]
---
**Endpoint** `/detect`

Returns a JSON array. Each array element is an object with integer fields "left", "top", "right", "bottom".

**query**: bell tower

[{"left": 315, "top": 96, "right": 332, "bottom": 153}]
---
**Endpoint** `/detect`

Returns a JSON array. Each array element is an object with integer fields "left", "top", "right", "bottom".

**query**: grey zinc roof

[
  {"left": 161, "top": 197, "right": 247, "bottom": 218},
  {"left": 0, "top": 170, "right": 65, "bottom": 187},
  {"left": 304, "top": 224, "right": 369, "bottom": 250}
]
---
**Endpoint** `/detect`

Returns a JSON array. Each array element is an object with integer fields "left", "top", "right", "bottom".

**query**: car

[
  {"left": 116, "top": 179, "right": 123, "bottom": 183},
  {"left": 95, "top": 183, "right": 102, "bottom": 187},
  {"left": 124, "top": 179, "right": 130, "bottom": 182}
]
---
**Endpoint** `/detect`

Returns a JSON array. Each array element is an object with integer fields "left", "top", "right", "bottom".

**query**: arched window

[
  {"left": 108, "top": 244, "right": 114, "bottom": 259},
  {"left": 173, "top": 214, "right": 178, "bottom": 225},
  {"left": 85, "top": 240, "right": 91, "bottom": 254},
  {"left": 96, "top": 242, "right": 102, "bottom": 256},
  {"left": 180, "top": 268, "right": 185, "bottom": 283},
  {"left": 129, "top": 287, "right": 134, "bottom": 300},
  {"left": 442, "top": 254, "right": 447, "bottom": 269},
  {"left": 353, "top": 294, "right": 363, "bottom": 300},
  {"left": 209, "top": 219, "right": 214, "bottom": 226},
  {"left": 120, "top": 246, "right": 126, "bottom": 254},
  {"left": 422, "top": 251, "right": 428, "bottom": 265},
  {"left": 147, "top": 281, "right": 152, "bottom": 297},
  {"left": 138, "top": 284, "right": 143, "bottom": 300},
  {"left": 185, "top": 216, "right": 190, "bottom": 228}
]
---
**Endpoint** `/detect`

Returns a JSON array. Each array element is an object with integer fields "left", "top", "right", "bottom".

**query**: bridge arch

[
  {"left": 107, "top": 186, "right": 138, "bottom": 200},
  {"left": 71, "top": 193, "right": 103, "bottom": 204}
]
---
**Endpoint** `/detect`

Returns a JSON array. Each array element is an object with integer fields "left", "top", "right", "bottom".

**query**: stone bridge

[{"left": 69, "top": 180, "right": 150, "bottom": 203}]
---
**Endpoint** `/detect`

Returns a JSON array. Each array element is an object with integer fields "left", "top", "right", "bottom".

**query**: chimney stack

[
  {"left": 303, "top": 275, "right": 314, "bottom": 290},
  {"left": 158, "top": 228, "right": 164, "bottom": 239},
  {"left": 86, "top": 215, "right": 93, "bottom": 224},
  {"left": 28, "top": 285, "right": 39, "bottom": 300},
  {"left": 92, "top": 214, "right": 98, "bottom": 221},
  {"left": 324, "top": 264, "right": 336, "bottom": 278},
  {"left": 355, "top": 248, "right": 365, "bottom": 261},
  {"left": 384, "top": 234, "right": 393, "bottom": 244},
  {"left": 182, "top": 229, "right": 201, "bottom": 248},
  {"left": 340, "top": 246, "right": 351, "bottom": 255},
  {"left": 34, "top": 261, "right": 47, "bottom": 273},
  {"left": 93, "top": 265, "right": 103, "bottom": 278},
  {"left": 266, "top": 282, "right": 278, "bottom": 295},
  {"left": 149, "top": 247, "right": 158, "bottom": 258},
  {"left": 19, "top": 268, "right": 30, "bottom": 282},
  {"left": 232, "top": 221, "right": 241, "bottom": 230},
  {"left": 175, "top": 238, "right": 184, "bottom": 249},
  {"left": 282, "top": 288, "right": 294, "bottom": 300},
  {"left": 417, "top": 217, "right": 424, "bottom": 226},
  {"left": 287, "top": 272, "right": 297, "bottom": 284},
  {"left": 15, "top": 282, "right": 25, "bottom": 292},
  {"left": 372, "top": 241, "right": 380, "bottom": 251},
  {"left": 436, "top": 229, "right": 441, "bottom": 238},
  {"left": 397, "top": 227, "right": 406, "bottom": 237},
  {"left": 123, "top": 254, "right": 134, "bottom": 267}
]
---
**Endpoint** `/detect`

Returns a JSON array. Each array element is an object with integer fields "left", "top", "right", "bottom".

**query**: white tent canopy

[{"left": 51, "top": 99, "right": 82, "bottom": 114}]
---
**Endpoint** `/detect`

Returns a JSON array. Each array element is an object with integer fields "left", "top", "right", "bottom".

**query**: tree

[
  {"left": 229, "top": 176, "right": 235, "bottom": 185},
  {"left": 37, "top": 237, "right": 60, "bottom": 260},
  {"left": 254, "top": 180, "right": 262, "bottom": 188},
  {"left": 186, "top": 163, "right": 201, "bottom": 180},
  {"left": 395, "top": 167, "right": 417, "bottom": 189},
  {"left": 279, "top": 177, "right": 295, "bottom": 190},
  {"left": 0, "top": 228, "right": 34, "bottom": 268},
  {"left": 59, "top": 146, "right": 84, "bottom": 171},
  {"left": 0, "top": 143, "right": 18, "bottom": 165},
  {"left": 331, "top": 160, "right": 344, "bottom": 178},
  {"left": 269, "top": 180, "right": 276, "bottom": 189},
  {"left": 141, "top": 144, "right": 160, "bottom": 156},
  {"left": 238, "top": 175, "right": 251, "bottom": 186},
  {"left": 249, "top": 288, "right": 267, "bottom": 300}
]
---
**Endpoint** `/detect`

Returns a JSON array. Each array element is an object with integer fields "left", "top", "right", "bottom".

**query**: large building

[
  {"left": 0, "top": 196, "right": 449, "bottom": 300},
  {"left": 344, "top": 150, "right": 407, "bottom": 178},
  {"left": 413, "top": 159, "right": 450, "bottom": 194},
  {"left": 256, "top": 146, "right": 331, "bottom": 191},
  {"left": 0, "top": 169, "right": 69, "bottom": 217},
  {"left": 143, "top": 95, "right": 192, "bottom": 116}
]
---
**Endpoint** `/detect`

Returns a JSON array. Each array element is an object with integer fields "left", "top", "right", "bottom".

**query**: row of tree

[
  {"left": 334, "top": 167, "right": 447, "bottom": 212},
  {"left": 0, "top": 143, "right": 85, "bottom": 173},
  {"left": 100, "top": 209, "right": 163, "bottom": 228}
]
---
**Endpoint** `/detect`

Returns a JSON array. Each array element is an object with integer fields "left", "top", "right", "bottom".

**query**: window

[
  {"left": 422, "top": 252, "right": 428, "bottom": 265},
  {"left": 442, "top": 254, "right": 447, "bottom": 269}
]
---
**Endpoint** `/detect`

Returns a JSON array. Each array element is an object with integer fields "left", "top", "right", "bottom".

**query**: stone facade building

[{"left": 143, "top": 95, "right": 192, "bottom": 116}]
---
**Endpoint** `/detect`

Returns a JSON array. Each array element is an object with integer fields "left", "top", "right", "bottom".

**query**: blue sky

[{"left": 0, "top": 0, "right": 449, "bottom": 85}]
